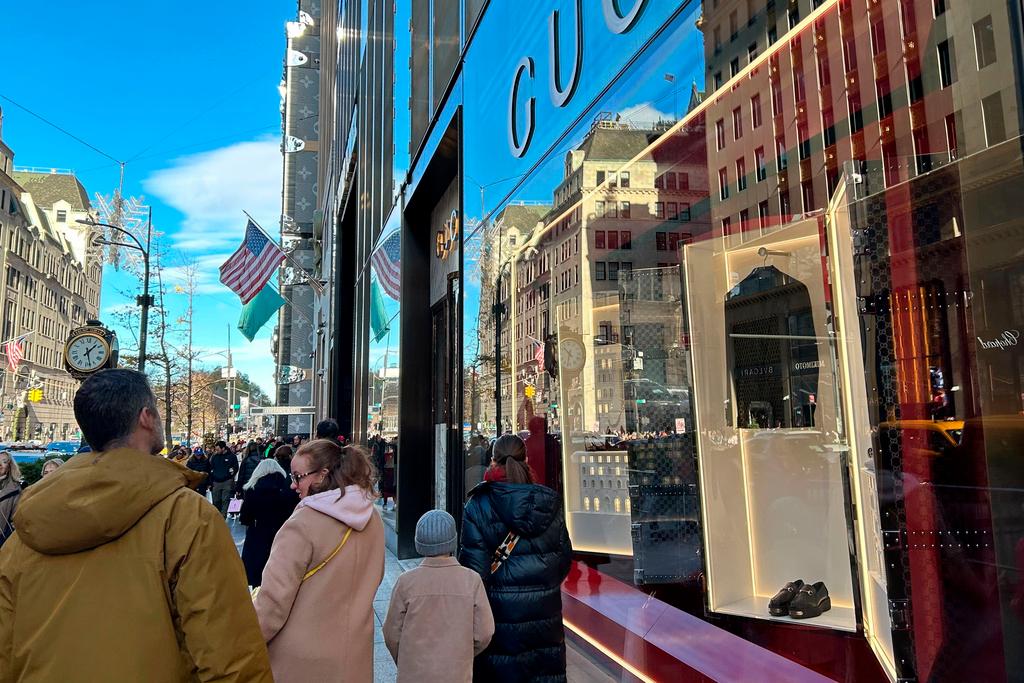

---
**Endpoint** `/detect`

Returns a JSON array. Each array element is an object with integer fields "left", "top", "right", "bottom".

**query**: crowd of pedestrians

[{"left": 0, "top": 368, "right": 573, "bottom": 682}]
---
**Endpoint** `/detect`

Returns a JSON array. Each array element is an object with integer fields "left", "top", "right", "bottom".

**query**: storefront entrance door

[{"left": 431, "top": 273, "right": 463, "bottom": 518}]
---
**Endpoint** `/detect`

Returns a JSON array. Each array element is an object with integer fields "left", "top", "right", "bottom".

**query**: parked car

[{"left": 45, "top": 441, "right": 80, "bottom": 456}]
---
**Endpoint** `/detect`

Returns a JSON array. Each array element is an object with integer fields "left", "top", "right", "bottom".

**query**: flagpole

[{"left": 242, "top": 211, "right": 324, "bottom": 295}]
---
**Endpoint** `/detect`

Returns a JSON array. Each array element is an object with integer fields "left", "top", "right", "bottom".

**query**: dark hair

[
  {"left": 215, "top": 440, "right": 228, "bottom": 450},
  {"left": 296, "top": 439, "right": 376, "bottom": 498},
  {"left": 315, "top": 419, "right": 341, "bottom": 440},
  {"left": 245, "top": 442, "right": 260, "bottom": 458},
  {"left": 73, "top": 369, "right": 158, "bottom": 452},
  {"left": 274, "top": 444, "right": 293, "bottom": 465},
  {"left": 492, "top": 434, "right": 534, "bottom": 484}
]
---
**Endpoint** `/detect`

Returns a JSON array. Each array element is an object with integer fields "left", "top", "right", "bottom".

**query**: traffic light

[{"left": 28, "top": 389, "right": 43, "bottom": 403}]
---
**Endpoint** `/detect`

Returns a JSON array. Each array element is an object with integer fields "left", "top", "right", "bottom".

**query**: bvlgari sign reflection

[
  {"left": 507, "top": 0, "right": 649, "bottom": 157},
  {"left": 977, "top": 329, "right": 1021, "bottom": 351}
]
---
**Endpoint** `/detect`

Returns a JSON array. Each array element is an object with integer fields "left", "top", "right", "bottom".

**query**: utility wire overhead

[{"left": 0, "top": 93, "right": 123, "bottom": 164}]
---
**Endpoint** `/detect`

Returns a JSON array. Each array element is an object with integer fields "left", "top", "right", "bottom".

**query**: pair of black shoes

[{"left": 768, "top": 580, "right": 831, "bottom": 619}]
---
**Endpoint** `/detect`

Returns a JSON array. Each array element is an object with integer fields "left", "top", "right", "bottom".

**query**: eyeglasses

[{"left": 290, "top": 469, "right": 322, "bottom": 484}]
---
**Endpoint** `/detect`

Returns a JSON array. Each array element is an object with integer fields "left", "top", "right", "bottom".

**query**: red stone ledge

[{"left": 561, "top": 562, "right": 836, "bottom": 682}]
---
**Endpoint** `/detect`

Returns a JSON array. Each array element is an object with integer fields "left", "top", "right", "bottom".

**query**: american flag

[
  {"left": 4, "top": 335, "right": 26, "bottom": 372},
  {"left": 532, "top": 338, "right": 545, "bottom": 365},
  {"left": 219, "top": 221, "right": 285, "bottom": 304},
  {"left": 371, "top": 231, "right": 401, "bottom": 300}
]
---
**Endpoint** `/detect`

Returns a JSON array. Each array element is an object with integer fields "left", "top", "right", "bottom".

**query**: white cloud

[
  {"left": 618, "top": 102, "right": 677, "bottom": 128},
  {"left": 144, "top": 137, "right": 282, "bottom": 252}
]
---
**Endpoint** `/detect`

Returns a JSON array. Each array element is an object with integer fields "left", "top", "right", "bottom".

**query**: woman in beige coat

[{"left": 254, "top": 439, "right": 385, "bottom": 683}]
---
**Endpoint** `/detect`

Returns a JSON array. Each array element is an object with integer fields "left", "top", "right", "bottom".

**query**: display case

[{"left": 682, "top": 217, "right": 859, "bottom": 631}]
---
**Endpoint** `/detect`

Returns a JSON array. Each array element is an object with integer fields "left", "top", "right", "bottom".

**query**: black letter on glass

[
  {"left": 548, "top": 0, "right": 583, "bottom": 108},
  {"left": 602, "top": 0, "right": 647, "bottom": 34},
  {"left": 508, "top": 57, "right": 536, "bottom": 158}
]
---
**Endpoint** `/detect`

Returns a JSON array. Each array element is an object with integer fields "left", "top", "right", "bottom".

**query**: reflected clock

[{"left": 558, "top": 330, "right": 587, "bottom": 377}]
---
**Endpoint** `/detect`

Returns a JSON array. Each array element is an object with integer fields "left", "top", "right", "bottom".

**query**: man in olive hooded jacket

[{"left": 0, "top": 369, "right": 272, "bottom": 682}]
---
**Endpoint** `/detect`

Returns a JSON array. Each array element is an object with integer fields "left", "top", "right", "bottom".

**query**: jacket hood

[
  {"left": 297, "top": 484, "right": 375, "bottom": 531},
  {"left": 14, "top": 448, "right": 205, "bottom": 555},
  {"left": 484, "top": 481, "right": 561, "bottom": 537}
]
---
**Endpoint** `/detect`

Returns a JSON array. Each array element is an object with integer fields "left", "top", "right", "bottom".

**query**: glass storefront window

[{"left": 451, "top": 1, "right": 1024, "bottom": 679}]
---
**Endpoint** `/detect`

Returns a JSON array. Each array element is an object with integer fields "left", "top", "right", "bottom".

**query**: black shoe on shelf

[
  {"left": 788, "top": 581, "right": 831, "bottom": 619},
  {"left": 768, "top": 580, "right": 804, "bottom": 616}
]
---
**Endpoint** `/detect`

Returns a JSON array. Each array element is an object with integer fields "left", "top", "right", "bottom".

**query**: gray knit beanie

[{"left": 415, "top": 510, "right": 458, "bottom": 557}]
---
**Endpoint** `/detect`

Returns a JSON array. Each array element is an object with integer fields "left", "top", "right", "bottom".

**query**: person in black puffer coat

[
  {"left": 459, "top": 434, "right": 572, "bottom": 683},
  {"left": 235, "top": 442, "right": 264, "bottom": 498},
  {"left": 239, "top": 458, "right": 299, "bottom": 587}
]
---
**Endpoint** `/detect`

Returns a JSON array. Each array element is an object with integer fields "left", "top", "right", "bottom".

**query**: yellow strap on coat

[{"left": 303, "top": 527, "right": 353, "bottom": 581}]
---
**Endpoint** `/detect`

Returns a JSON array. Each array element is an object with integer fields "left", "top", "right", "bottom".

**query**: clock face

[
  {"left": 67, "top": 334, "right": 110, "bottom": 372},
  {"left": 560, "top": 338, "right": 587, "bottom": 373}
]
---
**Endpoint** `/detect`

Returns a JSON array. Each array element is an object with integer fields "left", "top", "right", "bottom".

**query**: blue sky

[{"left": 3, "top": 0, "right": 292, "bottom": 395}]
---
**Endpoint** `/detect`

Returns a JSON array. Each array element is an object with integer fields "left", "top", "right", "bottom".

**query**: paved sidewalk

[{"left": 229, "top": 515, "right": 619, "bottom": 682}]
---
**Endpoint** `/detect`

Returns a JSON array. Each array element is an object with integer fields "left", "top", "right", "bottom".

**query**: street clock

[{"left": 64, "top": 321, "right": 119, "bottom": 381}]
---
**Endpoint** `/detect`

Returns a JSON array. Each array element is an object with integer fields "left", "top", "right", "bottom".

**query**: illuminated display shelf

[{"left": 683, "top": 218, "right": 858, "bottom": 632}]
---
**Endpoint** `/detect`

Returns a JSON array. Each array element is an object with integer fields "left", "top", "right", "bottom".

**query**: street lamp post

[{"left": 77, "top": 208, "right": 153, "bottom": 372}]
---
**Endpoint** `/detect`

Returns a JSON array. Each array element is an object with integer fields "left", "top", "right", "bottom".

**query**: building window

[
  {"left": 607, "top": 202, "right": 618, "bottom": 219},
  {"left": 982, "top": 92, "right": 1007, "bottom": 146},
  {"left": 620, "top": 201, "right": 630, "bottom": 219},
  {"left": 755, "top": 146, "right": 767, "bottom": 182},
  {"left": 56, "top": 210, "right": 67, "bottom": 223},
  {"left": 656, "top": 232, "right": 667, "bottom": 250},
  {"left": 722, "top": 216, "right": 733, "bottom": 239},
  {"left": 945, "top": 113, "right": 959, "bottom": 161},
  {"left": 801, "top": 181, "right": 814, "bottom": 212},
  {"left": 596, "top": 262, "right": 606, "bottom": 280},
  {"left": 666, "top": 172, "right": 678, "bottom": 190},
  {"left": 732, "top": 107, "right": 743, "bottom": 140},
  {"left": 730, "top": 57, "right": 740, "bottom": 77},
  {"left": 619, "top": 171, "right": 630, "bottom": 188},
  {"left": 748, "top": 43, "right": 758, "bottom": 62},
  {"left": 596, "top": 170, "right": 605, "bottom": 185},
  {"left": 736, "top": 157, "right": 747, "bottom": 191},
  {"left": 719, "top": 168, "right": 729, "bottom": 200},
  {"left": 595, "top": 201, "right": 605, "bottom": 218},
  {"left": 608, "top": 231, "right": 619, "bottom": 250},
  {"left": 758, "top": 199, "right": 770, "bottom": 232},
  {"left": 716, "top": 119, "right": 726, "bottom": 150},
  {"left": 974, "top": 16, "right": 997, "bottom": 69},
  {"left": 817, "top": 50, "right": 831, "bottom": 87},
  {"left": 913, "top": 127, "right": 931, "bottom": 175},
  {"left": 780, "top": 192, "right": 791, "bottom": 218},
  {"left": 776, "top": 135, "right": 788, "bottom": 170},
  {"left": 620, "top": 230, "right": 631, "bottom": 249},
  {"left": 680, "top": 203, "right": 691, "bottom": 221},
  {"left": 798, "top": 123, "right": 811, "bottom": 160},
  {"left": 822, "top": 108, "right": 836, "bottom": 147},
  {"left": 876, "top": 75, "right": 893, "bottom": 118},
  {"left": 678, "top": 172, "right": 689, "bottom": 190},
  {"left": 882, "top": 138, "right": 900, "bottom": 187},
  {"left": 667, "top": 202, "right": 678, "bottom": 220},
  {"left": 934, "top": 0, "right": 946, "bottom": 17},
  {"left": 655, "top": 202, "right": 665, "bottom": 219},
  {"left": 595, "top": 230, "right": 605, "bottom": 249},
  {"left": 714, "top": 71, "right": 723, "bottom": 89},
  {"left": 729, "top": 10, "right": 738, "bottom": 39},
  {"left": 751, "top": 94, "right": 762, "bottom": 129},
  {"left": 771, "top": 74, "right": 783, "bottom": 116},
  {"left": 793, "top": 65, "right": 806, "bottom": 103},
  {"left": 937, "top": 39, "right": 955, "bottom": 88},
  {"left": 788, "top": 6, "right": 799, "bottom": 29},
  {"left": 870, "top": 18, "right": 886, "bottom": 56},
  {"left": 740, "top": 209, "right": 750, "bottom": 234},
  {"left": 608, "top": 262, "right": 619, "bottom": 281}
]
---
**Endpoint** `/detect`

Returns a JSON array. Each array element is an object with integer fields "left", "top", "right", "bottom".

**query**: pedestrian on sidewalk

[
  {"left": 459, "top": 433, "right": 573, "bottom": 683},
  {"left": 273, "top": 444, "right": 294, "bottom": 472},
  {"left": 315, "top": 418, "right": 340, "bottom": 442},
  {"left": 186, "top": 447, "right": 212, "bottom": 498},
  {"left": 0, "top": 369, "right": 272, "bottom": 682},
  {"left": 0, "top": 451, "right": 22, "bottom": 548},
  {"left": 254, "top": 439, "right": 384, "bottom": 683},
  {"left": 240, "top": 458, "right": 299, "bottom": 588},
  {"left": 236, "top": 441, "right": 264, "bottom": 499},
  {"left": 384, "top": 510, "right": 494, "bottom": 683},
  {"left": 209, "top": 440, "right": 238, "bottom": 517}
]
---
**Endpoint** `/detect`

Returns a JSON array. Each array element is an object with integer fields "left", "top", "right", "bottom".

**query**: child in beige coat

[{"left": 383, "top": 510, "right": 494, "bottom": 683}]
